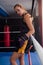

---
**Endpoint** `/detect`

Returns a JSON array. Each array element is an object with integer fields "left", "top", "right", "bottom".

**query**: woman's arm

[{"left": 23, "top": 13, "right": 35, "bottom": 38}]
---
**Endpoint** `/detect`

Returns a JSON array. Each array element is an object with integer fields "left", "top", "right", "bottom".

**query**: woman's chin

[{"left": 18, "top": 13, "right": 22, "bottom": 16}]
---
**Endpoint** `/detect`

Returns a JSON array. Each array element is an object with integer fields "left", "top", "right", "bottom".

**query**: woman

[{"left": 10, "top": 4, "right": 35, "bottom": 65}]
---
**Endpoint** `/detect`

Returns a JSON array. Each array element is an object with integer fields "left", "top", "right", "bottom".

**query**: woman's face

[{"left": 14, "top": 6, "right": 24, "bottom": 16}]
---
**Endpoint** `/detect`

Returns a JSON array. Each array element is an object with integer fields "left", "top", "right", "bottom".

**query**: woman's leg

[
  {"left": 19, "top": 54, "right": 25, "bottom": 65},
  {"left": 10, "top": 52, "right": 20, "bottom": 65}
]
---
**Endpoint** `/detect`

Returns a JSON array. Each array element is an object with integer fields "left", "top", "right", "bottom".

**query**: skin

[{"left": 10, "top": 5, "right": 35, "bottom": 65}]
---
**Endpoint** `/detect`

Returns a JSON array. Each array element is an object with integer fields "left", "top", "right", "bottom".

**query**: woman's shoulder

[
  {"left": 23, "top": 13, "right": 33, "bottom": 23},
  {"left": 23, "top": 13, "right": 31, "bottom": 19},
  {"left": 23, "top": 13, "right": 31, "bottom": 23}
]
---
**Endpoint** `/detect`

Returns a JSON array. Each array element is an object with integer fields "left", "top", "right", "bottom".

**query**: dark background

[{"left": 0, "top": 17, "right": 41, "bottom": 52}]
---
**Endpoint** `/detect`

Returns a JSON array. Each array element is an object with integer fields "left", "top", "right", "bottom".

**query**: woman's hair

[{"left": 14, "top": 4, "right": 25, "bottom": 10}]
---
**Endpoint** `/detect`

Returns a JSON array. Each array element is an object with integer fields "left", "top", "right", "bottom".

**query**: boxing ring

[
  {"left": 0, "top": 0, "right": 43, "bottom": 65},
  {"left": 0, "top": 52, "right": 41, "bottom": 65}
]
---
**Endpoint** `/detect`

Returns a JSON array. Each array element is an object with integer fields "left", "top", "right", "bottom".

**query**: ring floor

[{"left": 0, "top": 52, "right": 41, "bottom": 65}]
